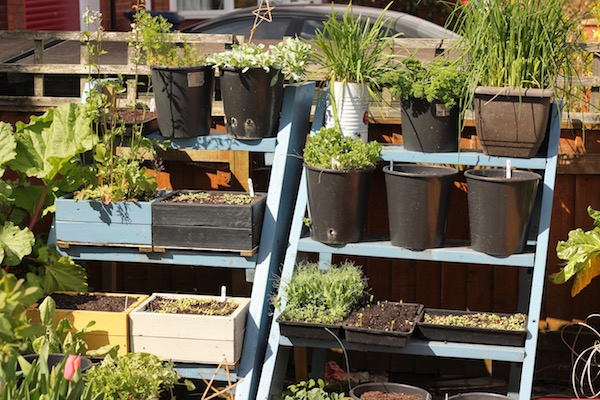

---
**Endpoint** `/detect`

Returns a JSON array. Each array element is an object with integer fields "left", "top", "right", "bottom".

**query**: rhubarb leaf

[
  {"left": 0, "top": 122, "right": 16, "bottom": 177},
  {"left": 0, "top": 222, "right": 35, "bottom": 266}
]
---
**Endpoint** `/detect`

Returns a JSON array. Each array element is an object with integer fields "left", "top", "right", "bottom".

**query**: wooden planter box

[
  {"left": 151, "top": 190, "right": 267, "bottom": 253},
  {"left": 129, "top": 293, "right": 250, "bottom": 365},
  {"left": 27, "top": 292, "right": 148, "bottom": 356},
  {"left": 54, "top": 195, "right": 154, "bottom": 249}
]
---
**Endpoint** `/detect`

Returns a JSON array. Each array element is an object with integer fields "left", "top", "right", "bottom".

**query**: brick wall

[
  {"left": 0, "top": 0, "right": 7, "bottom": 30},
  {"left": 5, "top": 0, "right": 26, "bottom": 30}
]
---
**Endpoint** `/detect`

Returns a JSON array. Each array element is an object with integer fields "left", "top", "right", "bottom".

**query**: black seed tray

[{"left": 277, "top": 317, "right": 344, "bottom": 341}]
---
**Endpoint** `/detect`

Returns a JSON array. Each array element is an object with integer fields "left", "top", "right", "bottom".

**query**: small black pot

[
  {"left": 401, "top": 97, "right": 459, "bottom": 153},
  {"left": 384, "top": 164, "right": 457, "bottom": 250},
  {"left": 465, "top": 169, "right": 541, "bottom": 256},
  {"left": 22, "top": 353, "right": 93, "bottom": 374},
  {"left": 152, "top": 65, "right": 214, "bottom": 138},
  {"left": 350, "top": 382, "right": 432, "bottom": 400},
  {"left": 305, "top": 165, "right": 373, "bottom": 244},
  {"left": 219, "top": 67, "right": 284, "bottom": 139}
]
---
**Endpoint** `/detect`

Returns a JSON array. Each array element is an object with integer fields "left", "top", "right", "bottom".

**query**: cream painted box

[{"left": 129, "top": 293, "right": 250, "bottom": 365}]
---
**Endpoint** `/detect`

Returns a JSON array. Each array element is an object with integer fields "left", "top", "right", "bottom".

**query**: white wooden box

[{"left": 129, "top": 293, "right": 250, "bottom": 365}]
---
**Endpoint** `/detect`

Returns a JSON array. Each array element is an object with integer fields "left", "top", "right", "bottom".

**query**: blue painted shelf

[{"left": 147, "top": 131, "right": 278, "bottom": 152}]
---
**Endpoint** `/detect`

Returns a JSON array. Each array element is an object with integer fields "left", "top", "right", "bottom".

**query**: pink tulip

[{"left": 64, "top": 355, "right": 81, "bottom": 381}]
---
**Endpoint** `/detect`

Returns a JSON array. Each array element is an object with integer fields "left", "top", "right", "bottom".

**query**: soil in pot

[
  {"left": 360, "top": 392, "right": 422, "bottom": 400},
  {"left": 49, "top": 293, "right": 140, "bottom": 312},
  {"left": 147, "top": 296, "right": 239, "bottom": 316},
  {"left": 345, "top": 301, "right": 422, "bottom": 333},
  {"left": 350, "top": 382, "right": 432, "bottom": 400},
  {"left": 164, "top": 191, "right": 256, "bottom": 205}
]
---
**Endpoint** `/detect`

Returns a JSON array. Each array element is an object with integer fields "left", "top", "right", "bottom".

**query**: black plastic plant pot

[
  {"left": 465, "top": 169, "right": 541, "bottom": 256},
  {"left": 277, "top": 317, "right": 344, "bottom": 341},
  {"left": 448, "top": 393, "right": 512, "bottom": 400},
  {"left": 350, "top": 382, "right": 432, "bottom": 400},
  {"left": 383, "top": 164, "right": 457, "bottom": 250},
  {"left": 152, "top": 65, "right": 214, "bottom": 138},
  {"left": 219, "top": 67, "right": 284, "bottom": 139},
  {"left": 305, "top": 165, "right": 374, "bottom": 244},
  {"left": 401, "top": 97, "right": 459, "bottom": 153}
]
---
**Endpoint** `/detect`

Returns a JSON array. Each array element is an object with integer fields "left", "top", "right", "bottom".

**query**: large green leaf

[
  {"left": 9, "top": 103, "right": 94, "bottom": 181},
  {"left": 10, "top": 186, "right": 47, "bottom": 223},
  {"left": 0, "top": 122, "right": 16, "bottom": 176},
  {"left": 0, "top": 222, "right": 35, "bottom": 266},
  {"left": 35, "top": 246, "right": 88, "bottom": 293}
]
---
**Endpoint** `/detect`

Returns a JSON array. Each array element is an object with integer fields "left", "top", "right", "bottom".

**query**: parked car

[{"left": 182, "top": 4, "right": 458, "bottom": 40}]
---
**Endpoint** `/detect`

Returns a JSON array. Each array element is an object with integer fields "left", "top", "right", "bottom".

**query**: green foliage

[
  {"left": 0, "top": 271, "right": 43, "bottom": 357},
  {"left": 311, "top": 2, "right": 396, "bottom": 88},
  {"left": 0, "top": 105, "right": 90, "bottom": 298},
  {"left": 303, "top": 126, "right": 382, "bottom": 171},
  {"left": 549, "top": 206, "right": 600, "bottom": 297},
  {"left": 423, "top": 312, "right": 526, "bottom": 331},
  {"left": 208, "top": 39, "right": 312, "bottom": 82},
  {"left": 132, "top": 5, "right": 205, "bottom": 66},
  {"left": 284, "top": 378, "right": 345, "bottom": 400},
  {"left": 449, "top": 0, "right": 583, "bottom": 108},
  {"left": 150, "top": 296, "right": 239, "bottom": 316},
  {"left": 383, "top": 58, "right": 468, "bottom": 108},
  {"left": 170, "top": 191, "right": 254, "bottom": 205},
  {"left": 86, "top": 352, "right": 192, "bottom": 400},
  {"left": 0, "top": 343, "right": 102, "bottom": 400},
  {"left": 274, "top": 261, "right": 367, "bottom": 324},
  {"left": 31, "top": 296, "right": 92, "bottom": 355}
]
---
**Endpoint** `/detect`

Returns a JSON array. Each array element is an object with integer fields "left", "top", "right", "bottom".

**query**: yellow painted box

[{"left": 27, "top": 292, "right": 148, "bottom": 356}]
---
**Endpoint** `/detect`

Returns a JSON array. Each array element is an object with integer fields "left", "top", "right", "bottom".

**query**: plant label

[
  {"left": 187, "top": 72, "right": 205, "bottom": 88},
  {"left": 435, "top": 103, "right": 451, "bottom": 117}
]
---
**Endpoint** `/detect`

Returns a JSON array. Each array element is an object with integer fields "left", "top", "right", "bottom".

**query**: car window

[
  {"left": 197, "top": 17, "right": 294, "bottom": 40},
  {"left": 299, "top": 19, "right": 325, "bottom": 40}
]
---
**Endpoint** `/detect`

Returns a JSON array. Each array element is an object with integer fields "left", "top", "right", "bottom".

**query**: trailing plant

[
  {"left": 86, "top": 352, "right": 193, "bottom": 399},
  {"left": 303, "top": 126, "right": 382, "bottom": 170},
  {"left": 149, "top": 296, "right": 238, "bottom": 316},
  {"left": 0, "top": 343, "right": 101, "bottom": 400},
  {"left": 422, "top": 311, "right": 526, "bottom": 331},
  {"left": 208, "top": 39, "right": 312, "bottom": 82},
  {"left": 284, "top": 378, "right": 345, "bottom": 400},
  {"left": 549, "top": 206, "right": 600, "bottom": 297},
  {"left": 132, "top": 3, "right": 206, "bottom": 67},
  {"left": 448, "top": 0, "right": 584, "bottom": 111},
  {"left": 311, "top": 2, "right": 396, "bottom": 91},
  {"left": 274, "top": 261, "right": 367, "bottom": 325},
  {"left": 382, "top": 57, "right": 468, "bottom": 108},
  {"left": 30, "top": 296, "right": 92, "bottom": 355}
]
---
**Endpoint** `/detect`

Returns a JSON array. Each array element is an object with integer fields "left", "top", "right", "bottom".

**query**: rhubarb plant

[
  {"left": 549, "top": 206, "right": 600, "bottom": 297},
  {"left": 0, "top": 103, "right": 93, "bottom": 299}
]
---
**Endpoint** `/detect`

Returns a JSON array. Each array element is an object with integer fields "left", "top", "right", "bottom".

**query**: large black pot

[
  {"left": 401, "top": 97, "right": 459, "bottom": 153},
  {"left": 350, "top": 382, "right": 432, "bottom": 400},
  {"left": 219, "top": 67, "right": 284, "bottom": 139},
  {"left": 465, "top": 169, "right": 541, "bottom": 256},
  {"left": 305, "top": 165, "right": 373, "bottom": 244},
  {"left": 384, "top": 164, "right": 457, "bottom": 250},
  {"left": 474, "top": 86, "right": 553, "bottom": 158},
  {"left": 152, "top": 65, "right": 214, "bottom": 138}
]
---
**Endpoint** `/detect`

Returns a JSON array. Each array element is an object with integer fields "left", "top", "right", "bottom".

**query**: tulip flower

[{"left": 64, "top": 354, "right": 81, "bottom": 381}]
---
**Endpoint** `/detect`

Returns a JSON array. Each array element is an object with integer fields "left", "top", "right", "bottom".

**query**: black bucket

[
  {"left": 465, "top": 169, "right": 541, "bottom": 256},
  {"left": 152, "top": 65, "right": 214, "bottom": 138},
  {"left": 350, "top": 382, "right": 432, "bottom": 400},
  {"left": 384, "top": 164, "right": 457, "bottom": 250},
  {"left": 401, "top": 97, "right": 459, "bottom": 153},
  {"left": 219, "top": 67, "right": 284, "bottom": 139},
  {"left": 306, "top": 165, "right": 373, "bottom": 244}
]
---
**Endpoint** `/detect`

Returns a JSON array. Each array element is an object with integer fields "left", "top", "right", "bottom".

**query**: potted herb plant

[
  {"left": 418, "top": 309, "right": 527, "bottom": 346},
  {"left": 549, "top": 206, "right": 600, "bottom": 297},
  {"left": 382, "top": 58, "right": 467, "bottom": 153},
  {"left": 312, "top": 2, "right": 395, "bottom": 143},
  {"left": 208, "top": 38, "right": 312, "bottom": 139},
  {"left": 274, "top": 261, "right": 367, "bottom": 340},
  {"left": 151, "top": 190, "right": 266, "bottom": 253},
  {"left": 450, "top": 0, "right": 582, "bottom": 157},
  {"left": 134, "top": 6, "right": 214, "bottom": 138},
  {"left": 129, "top": 292, "right": 250, "bottom": 364},
  {"left": 303, "top": 126, "right": 382, "bottom": 244}
]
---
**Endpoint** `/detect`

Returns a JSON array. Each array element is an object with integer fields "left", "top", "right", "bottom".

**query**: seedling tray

[
  {"left": 277, "top": 317, "right": 344, "bottom": 341},
  {"left": 343, "top": 303, "right": 423, "bottom": 348},
  {"left": 418, "top": 308, "right": 527, "bottom": 346}
]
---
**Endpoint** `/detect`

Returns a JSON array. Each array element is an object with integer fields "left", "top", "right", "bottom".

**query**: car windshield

[{"left": 196, "top": 17, "right": 293, "bottom": 40}]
